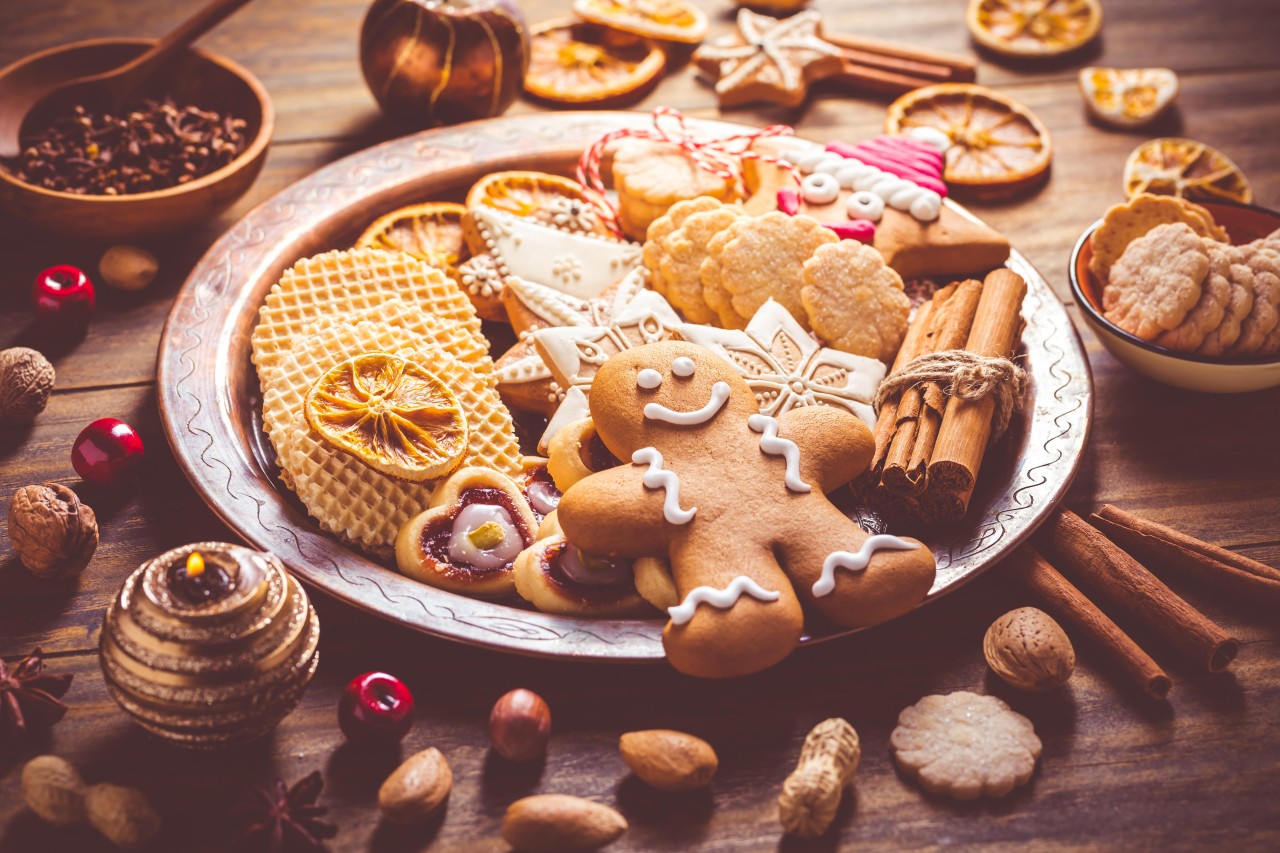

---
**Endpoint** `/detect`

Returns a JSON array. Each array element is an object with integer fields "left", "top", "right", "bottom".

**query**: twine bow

[
  {"left": 873, "top": 350, "right": 1029, "bottom": 440},
  {"left": 576, "top": 107, "right": 801, "bottom": 238}
]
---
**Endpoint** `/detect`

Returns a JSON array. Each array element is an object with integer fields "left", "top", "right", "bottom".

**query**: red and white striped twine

[{"left": 576, "top": 107, "right": 802, "bottom": 238}]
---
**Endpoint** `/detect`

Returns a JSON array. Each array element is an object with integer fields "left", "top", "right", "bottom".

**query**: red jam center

[{"left": 421, "top": 487, "right": 531, "bottom": 574}]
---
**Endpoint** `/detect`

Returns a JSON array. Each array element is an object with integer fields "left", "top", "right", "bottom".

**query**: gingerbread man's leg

[
  {"left": 776, "top": 500, "right": 935, "bottom": 630},
  {"left": 662, "top": 535, "right": 805, "bottom": 679}
]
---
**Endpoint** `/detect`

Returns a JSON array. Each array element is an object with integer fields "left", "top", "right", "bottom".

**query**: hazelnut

[
  {"left": 489, "top": 688, "right": 551, "bottom": 762},
  {"left": 0, "top": 347, "right": 55, "bottom": 427},
  {"left": 7, "top": 483, "right": 99, "bottom": 580},
  {"left": 98, "top": 245, "right": 159, "bottom": 291},
  {"left": 983, "top": 607, "right": 1076, "bottom": 692}
]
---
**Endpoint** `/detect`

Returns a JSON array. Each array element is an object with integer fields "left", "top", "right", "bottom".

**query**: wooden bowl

[
  {"left": 1069, "top": 199, "right": 1280, "bottom": 393},
  {"left": 0, "top": 38, "right": 273, "bottom": 241}
]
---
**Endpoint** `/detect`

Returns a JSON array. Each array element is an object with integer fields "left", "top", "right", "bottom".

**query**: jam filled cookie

[{"left": 396, "top": 467, "right": 539, "bottom": 596}]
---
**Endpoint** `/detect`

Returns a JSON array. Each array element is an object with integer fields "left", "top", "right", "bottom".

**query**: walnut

[
  {"left": 0, "top": 348, "right": 55, "bottom": 427},
  {"left": 7, "top": 484, "right": 98, "bottom": 580}
]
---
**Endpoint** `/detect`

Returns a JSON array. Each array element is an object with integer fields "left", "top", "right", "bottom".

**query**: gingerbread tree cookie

[{"left": 556, "top": 341, "right": 936, "bottom": 678}]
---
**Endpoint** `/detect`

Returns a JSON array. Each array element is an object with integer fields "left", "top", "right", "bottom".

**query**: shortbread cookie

[
  {"left": 1089, "top": 194, "right": 1227, "bottom": 284},
  {"left": 612, "top": 139, "right": 739, "bottom": 241},
  {"left": 396, "top": 467, "right": 538, "bottom": 597},
  {"left": 660, "top": 204, "right": 743, "bottom": 324},
  {"left": 891, "top": 691, "right": 1041, "bottom": 800},
  {"left": 546, "top": 418, "right": 619, "bottom": 492},
  {"left": 556, "top": 341, "right": 935, "bottom": 678},
  {"left": 801, "top": 241, "right": 910, "bottom": 363},
  {"left": 1229, "top": 243, "right": 1280, "bottom": 356},
  {"left": 1196, "top": 246, "right": 1254, "bottom": 356},
  {"left": 1153, "top": 241, "right": 1233, "bottom": 352},
  {"left": 643, "top": 195, "right": 723, "bottom": 299},
  {"left": 270, "top": 319, "right": 520, "bottom": 556},
  {"left": 704, "top": 211, "right": 837, "bottom": 331},
  {"left": 700, "top": 227, "right": 749, "bottom": 330},
  {"left": 251, "top": 248, "right": 485, "bottom": 388},
  {"left": 1104, "top": 222, "right": 1209, "bottom": 340}
]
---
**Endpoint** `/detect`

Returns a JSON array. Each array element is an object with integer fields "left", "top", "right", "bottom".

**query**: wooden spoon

[{"left": 0, "top": 0, "right": 254, "bottom": 158}]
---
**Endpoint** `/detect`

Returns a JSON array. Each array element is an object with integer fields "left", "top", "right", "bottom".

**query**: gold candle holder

[{"left": 99, "top": 541, "right": 320, "bottom": 747}]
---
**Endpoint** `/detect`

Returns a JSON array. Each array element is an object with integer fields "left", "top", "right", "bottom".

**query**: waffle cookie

[
  {"left": 251, "top": 248, "right": 487, "bottom": 388},
  {"left": 265, "top": 318, "right": 521, "bottom": 556}
]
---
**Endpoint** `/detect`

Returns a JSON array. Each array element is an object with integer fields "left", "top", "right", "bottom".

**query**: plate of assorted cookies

[{"left": 158, "top": 110, "right": 1091, "bottom": 677}]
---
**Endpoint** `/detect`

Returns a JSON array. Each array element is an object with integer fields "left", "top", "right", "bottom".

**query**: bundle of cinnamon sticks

[
  {"left": 870, "top": 268, "right": 1027, "bottom": 524},
  {"left": 1007, "top": 505, "right": 1271, "bottom": 700}
]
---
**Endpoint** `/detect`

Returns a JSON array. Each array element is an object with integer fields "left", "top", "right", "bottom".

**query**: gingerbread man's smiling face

[{"left": 589, "top": 342, "right": 761, "bottom": 460}]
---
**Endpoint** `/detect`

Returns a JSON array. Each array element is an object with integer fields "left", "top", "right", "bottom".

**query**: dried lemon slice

[
  {"left": 305, "top": 352, "right": 469, "bottom": 482},
  {"left": 886, "top": 83, "right": 1052, "bottom": 199},
  {"left": 1078, "top": 67, "right": 1178, "bottom": 128},
  {"left": 966, "top": 0, "right": 1102, "bottom": 57},
  {"left": 573, "top": 0, "right": 708, "bottom": 44},
  {"left": 355, "top": 203, "right": 470, "bottom": 279},
  {"left": 1123, "top": 138, "right": 1253, "bottom": 204},
  {"left": 524, "top": 19, "right": 666, "bottom": 107}
]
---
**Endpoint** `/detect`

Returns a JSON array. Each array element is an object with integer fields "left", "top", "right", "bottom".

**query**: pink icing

[
  {"left": 776, "top": 187, "right": 801, "bottom": 216},
  {"left": 825, "top": 137, "right": 948, "bottom": 198},
  {"left": 826, "top": 220, "right": 876, "bottom": 243}
]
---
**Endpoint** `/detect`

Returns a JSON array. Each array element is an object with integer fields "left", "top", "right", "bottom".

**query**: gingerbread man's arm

[
  {"left": 775, "top": 406, "right": 875, "bottom": 494},
  {"left": 557, "top": 463, "right": 678, "bottom": 559}
]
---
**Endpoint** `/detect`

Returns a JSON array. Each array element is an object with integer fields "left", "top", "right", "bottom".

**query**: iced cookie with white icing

[
  {"left": 556, "top": 341, "right": 936, "bottom": 678},
  {"left": 395, "top": 467, "right": 539, "bottom": 597}
]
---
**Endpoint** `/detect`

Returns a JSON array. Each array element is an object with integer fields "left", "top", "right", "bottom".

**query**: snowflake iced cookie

[
  {"left": 1104, "top": 222, "right": 1210, "bottom": 340},
  {"left": 890, "top": 691, "right": 1042, "bottom": 800},
  {"left": 702, "top": 211, "right": 837, "bottom": 330},
  {"left": 611, "top": 138, "right": 741, "bottom": 241},
  {"left": 801, "top": 241, "right": 910, "bottom": 363},
  {"left": 556, "top": 341, "right": 936, "bottom": 678}
]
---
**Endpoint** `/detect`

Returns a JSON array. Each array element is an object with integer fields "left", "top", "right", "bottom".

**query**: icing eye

[
  {"left": 636, "top": 368, "right": 663, "bottom": 390},
  {"left": 671, "top": 357, "right": 696, "bottom": 377},
  {"left": 800, "top": 172, "right": 840, "bottom": 205},
  {"left": 846, "top": 191, "right": 885, "bottom": 222}
]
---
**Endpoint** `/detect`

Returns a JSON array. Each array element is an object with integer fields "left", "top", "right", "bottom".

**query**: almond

[
  {"left": 378, "top": 747, "right": 453, "bottom": 824},
  {"left": 502, "top": 794, "right": 626, "bottom": 852},
  {"left": 619, "top": 729, "right": 718, "bottom": 792},
  {"left": 984, "top": 606, "right": 1076, "bottom": 691},
  {"left": 21, "top": 755, "right": 86, "bottom": 826},
  {"left": 84, "top": 783, "right": 162, "bottom": 849}
]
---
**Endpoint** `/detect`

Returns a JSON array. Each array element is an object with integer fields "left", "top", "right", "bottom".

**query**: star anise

[
  {"left": 230, "top": 771, "right": 338, "bottom": 852},
  {"left": 0, "top": 647, "right": 73, "bottom": 739}
]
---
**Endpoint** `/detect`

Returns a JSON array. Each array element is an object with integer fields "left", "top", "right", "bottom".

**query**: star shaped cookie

[{"left": 693, "top": 10, "right": 844, "bottom": 108}]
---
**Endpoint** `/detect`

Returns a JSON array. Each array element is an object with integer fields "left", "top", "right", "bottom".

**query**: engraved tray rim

[{"left": 157, "top": 111, "right": 1093, "bottom": 663}]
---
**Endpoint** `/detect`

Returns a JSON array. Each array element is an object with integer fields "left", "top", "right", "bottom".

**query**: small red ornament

[
  {"left": 32, "top": 265, "right": 96, "bottom": 328},
  {"left": 338, "top": 672, "right": 414, "bottom": 743},
  {"left": 71, "top": 418, "right": 145, "bottom": 487}
]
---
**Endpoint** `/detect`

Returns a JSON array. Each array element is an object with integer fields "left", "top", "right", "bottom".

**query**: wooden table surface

[{"left": 2, "top": 1, "right": 1279, "bottom": 850}]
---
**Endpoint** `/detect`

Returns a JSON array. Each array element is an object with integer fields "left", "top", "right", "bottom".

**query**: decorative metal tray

[{"left": 157, "top": 112, "right": 1092, "bottom": 662}]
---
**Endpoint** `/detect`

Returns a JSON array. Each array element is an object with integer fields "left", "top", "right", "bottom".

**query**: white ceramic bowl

[{"left": 1069, "top": 199, "right": 1280, "bottom": 393}]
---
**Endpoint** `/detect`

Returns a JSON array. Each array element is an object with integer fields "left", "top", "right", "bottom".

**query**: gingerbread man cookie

[{"left": 557, "top": 341, "right": 936, "bottom": 678}]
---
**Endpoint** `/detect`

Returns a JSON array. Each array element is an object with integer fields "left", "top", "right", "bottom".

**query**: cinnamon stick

[
  {"left": 1091, "top": 504, "right": 1280, "bottom": 606},
  {"left": 1039, "top": 509, "right": 1239, "bottom": 673},
  {"left": 872, "top": 295, "right": 937, "bottom": 476},
  {"left": 829, "top": 61, "right": 946, "bottom": 97},
  {"left": 1005, "top": 545, "right": 1171, "bottom": 701},
  {"left": 883, "top": 279, "right": 983, "bottom": 495},
  {"left": 925, "top": 268, "right": 1027, "bottom": 517},
  {"left": 819, "top": 30, "right": 978, "bottom": 82}
]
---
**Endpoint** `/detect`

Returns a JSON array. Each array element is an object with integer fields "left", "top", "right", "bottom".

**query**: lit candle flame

[{"left": 186, "top": 551, "right": 205, "bottom": 578}]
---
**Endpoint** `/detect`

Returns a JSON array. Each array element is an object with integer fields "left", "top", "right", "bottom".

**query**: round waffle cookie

[
  {"left": 265, "top": 317, "right": 522, "bottom": 557},
  {"left": 251, "top": 248, "right": 489, "bottom": 389}
]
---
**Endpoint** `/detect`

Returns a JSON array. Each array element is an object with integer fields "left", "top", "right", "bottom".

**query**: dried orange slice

[
  {"left": 1123, "top": 138, "right": 1252, "bottom": 204},
  {"left": 886, "top": 83, "right": 1052, "bottom": 199},
  {"left": 464, "top": 170, "right": 613, "bottom": 242},
  {"left": 355, "top": 202, "right": 470, "bottom": 279},
  {"left": 573, "top": 0, "right": 708, "bottom": 45},
  {"left": 525, "top": 19, "right": 666, "bottom": 107},
  {"left": 305, "top": 352, "right": 469, "bottom": 482},
  {"left": 966, "top": 0, "right": 1102, "bottom": 57},
  {"left": 1078, "top": 67, "right": 1178, "bottom": 129}
]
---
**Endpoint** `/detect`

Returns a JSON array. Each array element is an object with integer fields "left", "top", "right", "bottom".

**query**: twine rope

[
  {"left": 576, "top": 107, "right": 801, "bottom": 238},
  {"left": 873, "top": 350, "right": 1028, "bottom": 440}
]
